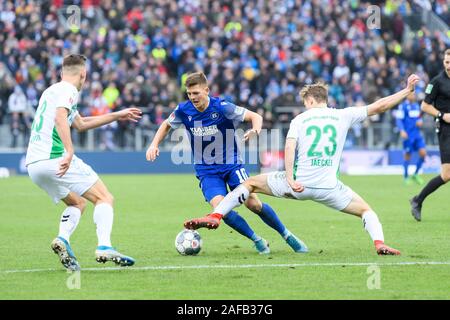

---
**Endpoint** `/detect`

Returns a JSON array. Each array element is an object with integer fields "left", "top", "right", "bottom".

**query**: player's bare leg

[
  {"left": 341, "top": 192, "right": 401, "bottom": 255},
  {"left": 51, "top": 192, "right": 86, "bottom": 271},
  {"left": 82, "top": 179, "right": 135, "bottom": 266}
]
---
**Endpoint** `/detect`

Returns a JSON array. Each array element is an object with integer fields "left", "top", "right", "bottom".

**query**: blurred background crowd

[{"left": 0, "top": 0, "right": 448, "bottom": 150}]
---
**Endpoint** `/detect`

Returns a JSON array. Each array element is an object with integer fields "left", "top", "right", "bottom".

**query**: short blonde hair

[
  {"left": 185, "top": 72, "right": 208, "bottom": 88},
  {"left": 299, "top": 82, "right": 329, "bottom": 104}
]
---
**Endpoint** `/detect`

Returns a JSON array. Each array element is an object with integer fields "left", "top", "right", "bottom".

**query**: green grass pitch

[{"left": 0, "top": 174, "right": 449, "bottom": 299}]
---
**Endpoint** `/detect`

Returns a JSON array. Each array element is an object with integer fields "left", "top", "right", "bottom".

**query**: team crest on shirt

[
  {"left": 188, "top": 116, "right": 192, "bottom": 122},
  {"left": 211, "top": 112, "right": 219, "bottom": 120}
]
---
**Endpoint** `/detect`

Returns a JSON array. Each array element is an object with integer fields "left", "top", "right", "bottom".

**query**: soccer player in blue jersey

[
  {"left": 395, "top": 92, "right": 427, "bottom": 185},
  {"left": 146, "top": 72, "right": 307, "bottom": 254}
]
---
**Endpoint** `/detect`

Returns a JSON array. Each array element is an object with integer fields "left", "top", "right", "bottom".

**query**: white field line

[{"left": 1, "top": 261, "right": 450, "bottom": 274}]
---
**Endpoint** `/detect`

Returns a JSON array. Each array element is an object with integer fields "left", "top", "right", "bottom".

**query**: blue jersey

[
  {"left": 167, "top": 96, "right": 247, "bottom": 172},
  {"left": 395, "top": 100, "right": 423, "bottom": 139}
]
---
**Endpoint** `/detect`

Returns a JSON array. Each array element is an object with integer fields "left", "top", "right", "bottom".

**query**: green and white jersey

[
  {"left": 25, "top": 81, "right": 79, "bottom": 166},
  {"left": 286, "top": 106, "right": 368, "bottom": 189}
]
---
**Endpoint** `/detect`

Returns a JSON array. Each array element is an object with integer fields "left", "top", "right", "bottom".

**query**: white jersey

[
  {"left": 286, "top": 106, "right": 368, "bottom": 188},
  {"left": 25, "top": 81, "right": 80, "bottom": 165}
]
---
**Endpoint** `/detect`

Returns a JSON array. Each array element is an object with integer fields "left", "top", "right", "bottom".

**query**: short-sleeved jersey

[
  {"left": 395, "top": 100, "right": 422, "bottom": 139},
  {"left": 167, "top": 97, "right": 246, "bottom": 171},
  {"left": 287, "top": 106, "right": 368, "bottom": 189},
  {"left": 424, "top": 71, "right": 450, "bottom": 114},
  {"left": 26, "top": 81, "right": 79, "bottom": 165}
]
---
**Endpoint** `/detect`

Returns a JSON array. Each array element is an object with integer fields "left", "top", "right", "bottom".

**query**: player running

[
  {"left": 185, "top": 74, "right": 421, "bottom": 256},
  {"left": 26, "top": 54, "right": 142, "bottom": 270},
  {"left": 395, "top": 92, "right": 427, "bottom": 185},
  {"left": 146, "top": 72, "right": 306, "bottom": 254}
]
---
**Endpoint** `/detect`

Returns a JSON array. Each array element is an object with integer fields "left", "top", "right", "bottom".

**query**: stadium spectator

[{"left": 0, "top": 0, "right": 448, "bottom": 149}]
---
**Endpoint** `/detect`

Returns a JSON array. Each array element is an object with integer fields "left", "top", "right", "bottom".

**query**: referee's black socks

[{"left": 416, "top": 175, "right": 446, "bottom": 204}]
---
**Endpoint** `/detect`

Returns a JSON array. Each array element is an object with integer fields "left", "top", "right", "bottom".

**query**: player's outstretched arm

[
  {"left": 367, "top": 74, "right": 420, "bottom": 116},
  {"left": 72, "top": 107, "right": 142, "bottom": 132},
  {"left": 55, "top": 107, "right": 74, "bottom": 177},
  {"left": 243, "top": 110, "right": 263, "bottom": 141},
  {"left": 146, "top": 119, "right": 171, "bottom": 161}
]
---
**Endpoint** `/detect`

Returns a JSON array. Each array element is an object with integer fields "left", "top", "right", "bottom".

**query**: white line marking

[{"left": 1, "top": 261, "right": 450, "bottom": 274}]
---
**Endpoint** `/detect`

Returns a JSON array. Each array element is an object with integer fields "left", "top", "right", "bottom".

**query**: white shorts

[
  {"left": 27, "top": 155, "right": 99, "bottom": 204},
  {"left": 267, "top": 171, "right": 353, "bottom": 211}
]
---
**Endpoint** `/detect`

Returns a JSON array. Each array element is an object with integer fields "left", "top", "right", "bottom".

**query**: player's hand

[
  {"left": 117, "top": 107, "right": 142, "bottom": 122},
  {"left": 287, "top": 179, "right": 304, "bottom": 193},
  {"left": 400, "top": 130, "right": 408, "bottom": 139},
  {"left": 416, "top": 121, "right": 423, "bottom": 128},
  {"left": 443, "top": 113, "right": 450, "bottom": 124},
  {"left": 146, "top": 144, "right": 160, "bottom": 161},
  {"left": 406, "top": 74, "right": 420, "bottom": 92},
  {"left": 57, "top": 152, "right": 73, "bottom": 177},
  {"left": 243, "top": 129, "right": 259, "bottom": 142}
]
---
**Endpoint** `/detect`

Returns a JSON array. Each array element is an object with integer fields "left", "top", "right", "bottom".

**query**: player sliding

[
  {"left": 146, "top": 72, "right": 307, "bottom": 254},
  {"left": 26, "top": 54, "right": 142, "bottom": 270},
  {"left": 185, "top": 74, "right": 421, "bottom": 255}
]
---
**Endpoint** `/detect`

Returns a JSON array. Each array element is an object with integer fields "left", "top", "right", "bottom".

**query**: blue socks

[
  {"left": 403, "top": 159, "right": 410, "bottom": 179},
  {"left": 223, "top": 210, "right": 257, "bottom": 240},
  {"left": 222, "top": 204, "right": 290, "bottom": 241},
  {"left": 415, "top": 157, "right": 425, "bottom": 175},
  {"left": 258, "top": 203, "right": 288, "bottom": 237}
]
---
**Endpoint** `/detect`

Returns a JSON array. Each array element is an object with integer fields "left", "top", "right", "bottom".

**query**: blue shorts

[
  {"left": 195, "top": 164, "right": 250, "bottom": 202},
  {"left": 403, "top": 135, "right": 426, "bottom": 154}
]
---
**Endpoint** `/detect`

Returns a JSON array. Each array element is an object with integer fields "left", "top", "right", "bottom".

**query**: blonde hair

[
  {"left": 299, "top": 82, "right": 329, "bottom": 104},
  {"left": 185, "top": 72, "right": 208, "bottom": 88}
]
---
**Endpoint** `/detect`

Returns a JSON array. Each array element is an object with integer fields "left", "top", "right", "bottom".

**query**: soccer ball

[{"left": 175, "top": 229, "right": 202, "bottom": 255}]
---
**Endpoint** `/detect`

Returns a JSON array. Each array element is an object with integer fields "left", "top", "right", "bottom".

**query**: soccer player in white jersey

[
  {"left": 185, "top": 74, "right": 420, "bottom": 255},
  {"left": 26, "top": 54, "right": 142, "bottom": 270}
]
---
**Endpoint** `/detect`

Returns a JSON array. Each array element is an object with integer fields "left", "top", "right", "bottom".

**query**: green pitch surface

[{"left": 1, "top": 174, "right": 449, "bottom": 300}]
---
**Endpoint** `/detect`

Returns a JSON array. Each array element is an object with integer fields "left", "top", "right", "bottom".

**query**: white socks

[
  {"left": 58, "top": 206, "right": 81, "bottom": 243},
  {"left": 215, "top": 185, "right": 250, "bottom": 216},
  {"left": 362, "top": 211, "right": 384, "bottom": 243},
  {"left": 93, "top": 203, "right": 114, "bottom": 247}
]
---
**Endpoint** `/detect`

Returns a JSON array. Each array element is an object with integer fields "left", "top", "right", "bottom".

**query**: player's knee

[
  {"left": 97, "top": 192, "right": 114, "bottom": 206},
  {"left": 245, "top": 197, "right": 262, "bottom": 213},
  {"left": 76, "top": 197, "right": 87, "bottom": 213},
  {"left": 441, "top": 170, "right": 450, "bottom": 183}
]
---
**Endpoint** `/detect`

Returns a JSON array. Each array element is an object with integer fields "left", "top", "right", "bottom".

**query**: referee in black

[{"left": 410, "top": 49, "right": 450, "bottom": 221}]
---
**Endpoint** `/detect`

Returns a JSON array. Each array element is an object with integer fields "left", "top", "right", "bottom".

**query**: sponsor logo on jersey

[
  {"left": 188, "top": 116, "right": 192, "bottom": 122},
  {"left": 190, "top": 125, "right": 219, "bottom": 136}
]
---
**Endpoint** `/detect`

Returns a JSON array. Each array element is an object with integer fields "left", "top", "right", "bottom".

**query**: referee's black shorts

[{"left": 438, "top": 124, "right": 450, "bottom": 164}]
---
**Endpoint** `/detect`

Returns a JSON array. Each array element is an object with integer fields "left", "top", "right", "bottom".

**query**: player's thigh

[
  {"left": 62, "top": 192, "right": 87, "bottom": 213},
  {"left": 341, "top": 190, "right": 372, "bottom": 217},
  {"left": 27, "top": 158, "right": 71, "bottom": 204},
  {"left": 82, "top": 179, "right": 114, "bottom": 205},
  {"left": 198, "top": 175, "right": 228, "bottom": 203}
]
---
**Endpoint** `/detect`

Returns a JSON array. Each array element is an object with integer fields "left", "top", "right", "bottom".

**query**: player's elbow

[{"left": 73, "top": 120, "right": 87, "bottom": 132}]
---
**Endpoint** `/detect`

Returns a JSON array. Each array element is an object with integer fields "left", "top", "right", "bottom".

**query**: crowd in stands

[{"left": 0, "top": 0, "right": 448, "bottom": 149}]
